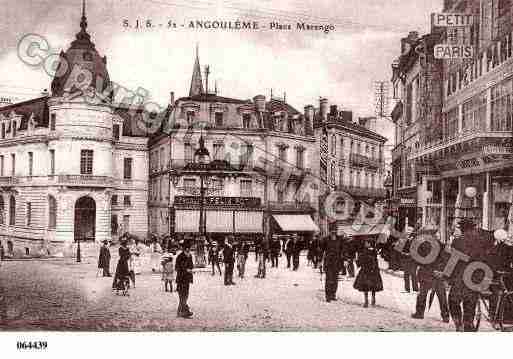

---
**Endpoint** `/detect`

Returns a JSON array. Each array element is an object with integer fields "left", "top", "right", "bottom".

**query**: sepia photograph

[{"left": 1, "top": 1, "right": 513, "bottom": 352}]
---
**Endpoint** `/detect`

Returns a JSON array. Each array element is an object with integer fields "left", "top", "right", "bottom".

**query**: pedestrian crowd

[{"left": 96, "top": 217, "right": 513, "bottom": 330}]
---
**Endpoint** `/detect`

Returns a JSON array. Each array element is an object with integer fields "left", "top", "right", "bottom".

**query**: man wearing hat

[
  {"left": 175, "top": 240, "right": 194, "bottom": 318},
  {"left": 98, "top": 240, "right": 111, "bottom": 277},
  {"left": 447, "top": 217, "right": 488, "bottom": 331},
  {"left": 223, "top": 237, "right": 236, "bottom": 285}
]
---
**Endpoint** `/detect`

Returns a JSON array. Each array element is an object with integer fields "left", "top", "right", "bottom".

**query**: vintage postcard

[{"left": 1, "top": 1, "right": 513, "bottom": 347}]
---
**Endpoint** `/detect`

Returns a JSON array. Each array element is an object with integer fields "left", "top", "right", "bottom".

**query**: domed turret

[{"left": 51, "top": 0, "right": 111, "bottom": 99}]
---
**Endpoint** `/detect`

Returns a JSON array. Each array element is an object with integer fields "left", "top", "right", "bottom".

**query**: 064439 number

[{"left": 17, "top": 341, "right": 47, "bottom": 350}]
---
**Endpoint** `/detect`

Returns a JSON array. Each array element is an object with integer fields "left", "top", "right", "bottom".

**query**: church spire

[
  {"left": 80, "top": 0, "right": 88, "bottom": 32},
  {"left": 189, "top": 44, "right": 204, "bottom": 97}
]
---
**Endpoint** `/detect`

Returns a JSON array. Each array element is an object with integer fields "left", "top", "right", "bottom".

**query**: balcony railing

[
  {"left": 335, "top": 185, "right": 387, "bottom": 198},
  {"left": 51, "top": 175, "right": 116, "bottom": 187},
  {"left": 0, "top": 177, "right": 19, "bottom": 186},
  {"left": 268, "top": 201, "right": 314, "bottom": 212},
  {"left": 349, "top": 153, "right": 383, "bottom": 169}
]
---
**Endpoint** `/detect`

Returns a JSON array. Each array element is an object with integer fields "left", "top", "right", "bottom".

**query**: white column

[
  {"left": 441, "top": 180, "right": 447, "bottom": 244},
  {"left": 458, "top": 103, "right": 463, "bottom": 134},
  {"left": 486, "top": 87, "right": 492, "bottom": 131}
]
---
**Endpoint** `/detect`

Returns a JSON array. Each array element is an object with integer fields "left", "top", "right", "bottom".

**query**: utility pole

[{"left": 374, "top": 81, "right": 389, "bottom": 118}]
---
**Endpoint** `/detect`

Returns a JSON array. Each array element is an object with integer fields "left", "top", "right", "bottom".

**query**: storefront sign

[
  {"left": 400, "top": 198, "right": 416, "bottom": 206},
  {"left": 432, "top": 13, "right": 473, "bottom": 27},
  {"left": 174, "top": 196, "right": 261, "bottom": 208},
  {"left": 434, "top": 44, "right": 473, "bottom": 59}
]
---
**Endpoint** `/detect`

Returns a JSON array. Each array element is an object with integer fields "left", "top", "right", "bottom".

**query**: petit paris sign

[{"left": 431, "top": 12, "right": 474, "bottom": 59}]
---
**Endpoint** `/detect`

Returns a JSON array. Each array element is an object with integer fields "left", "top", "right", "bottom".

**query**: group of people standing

[
  {"left": 383, "top": 217, "right": 513, "bottom": 331},
  {"left": 319, "top": 232, "right": 383, "bottom": 306}
]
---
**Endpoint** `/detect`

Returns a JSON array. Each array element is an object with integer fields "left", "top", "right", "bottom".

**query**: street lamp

[{"left": 194, "top": 136, "right": 211, "bottom": 267}]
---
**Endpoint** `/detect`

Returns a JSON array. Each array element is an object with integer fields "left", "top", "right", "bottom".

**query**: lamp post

[{"left": 194, "top": 136, "right": 211, "bottom": 268}]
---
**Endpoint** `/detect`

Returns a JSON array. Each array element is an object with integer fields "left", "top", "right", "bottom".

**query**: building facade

[
  {"left": 148, "top": 50, "right": 319, "bottom": 245},
  {"left": 312, "top": 99, "right": 388, "bottom": 236},
  {"left": 0, "top": 7, "right": 149, "bottom": 257},
  {"left": 392, "top": 0, "right": 513, "bottom": 242}
]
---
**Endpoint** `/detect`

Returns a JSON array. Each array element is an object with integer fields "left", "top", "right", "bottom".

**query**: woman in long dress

[
  {"left": 112, "top": 240, "right": 131, "bottom": 290},
  {"left": 353, "top": 239, "right": 383, "bottom": 307}
]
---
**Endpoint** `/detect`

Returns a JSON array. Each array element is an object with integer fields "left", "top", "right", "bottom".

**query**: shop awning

[
  {"left": 337, "top": 224, "right": 383, "bottom": 237},
  {"left": 272, "top": 214, "right": 319, "bottom": 232},
  {"left": 206, "top": 210, "right": 234, "bottom": 233},
  {"left": 235, "top": 211, "right": 263, "bottom": 233},
  {"left": 175, "top": 210, "right": 200, "bottom": 233}
]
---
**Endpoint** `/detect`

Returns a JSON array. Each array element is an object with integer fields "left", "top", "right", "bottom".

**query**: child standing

[
  {"left": 353, "top": 239, "right": 383, "bottom": 307},
  {"left": 161, "top": 252, "right": 176, "bottom": 293}
]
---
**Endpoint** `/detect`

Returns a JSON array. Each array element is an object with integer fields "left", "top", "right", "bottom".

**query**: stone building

[
  {"left": 390, "top": 30, "right": 444, "bottom": 233},
  {"left": 148, "top": 49, "right": 319, "bottom": 244},
  {"left": 0, "top": 4, "right": 148, "bottom": 257},
  {"left": 392, "top": 0, "right": 513, "bottom": 242},
  {"left": 312, "top": 99, "right": 388, "bottom": 236}
]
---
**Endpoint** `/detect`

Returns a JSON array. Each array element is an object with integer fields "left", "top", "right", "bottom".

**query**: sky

[{"left": 0, "top": 0, "right": 443, "bottom": 153}]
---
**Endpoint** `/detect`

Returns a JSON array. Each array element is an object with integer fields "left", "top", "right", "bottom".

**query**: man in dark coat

[
  {"left": 98, "top": 240, "right": 111, "bottom": 277},
  {"left": 322, "top": 232, "right": 343, "bottom": 302},
  {"left": 447, "top": 218, "right": 491, "bottom": 331},
  {"left": 411, "top": 231, "right": 449, "bottom": 322},
  {"left": 176, "top": 241, "right": 194, "bottom": 318},
  {"left": 402, "top": 227, "right": 419, "bottom": 293},
  {"left": 292, "top": 236, "right": 301, "bottom": 271},
  {"left": 285, "top": 237, "right": 294, "bottom": 268},
  {"left": 223, "top": 237, "right": 236, "bottom": 285},
  {"left": 270, "top": 238, "right": 281, "bottom": 268}
]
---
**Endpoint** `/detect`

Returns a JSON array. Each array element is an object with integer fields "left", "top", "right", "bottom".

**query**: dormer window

[
  {"left": 83, "top": 52, "right": 93, "bottom": 62},
  {"left": 242, "top": 113, "right": 251, "bottom": 129},
  {"left": 186, "top": 111, "right": 195, "bottom": 126}
]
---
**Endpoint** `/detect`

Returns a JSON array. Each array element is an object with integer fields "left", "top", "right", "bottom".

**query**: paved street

[{"left": 0, "top": 252, "right": 487, "bottom": 331}]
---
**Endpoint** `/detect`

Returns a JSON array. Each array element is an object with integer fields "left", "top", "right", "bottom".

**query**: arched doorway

[{"left": 74, "top": 196, "right": 96, "bottom": 242}]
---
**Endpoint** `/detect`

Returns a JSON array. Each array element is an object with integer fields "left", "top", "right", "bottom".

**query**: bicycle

[{"left": 473, "top": 271, "right": 513, "bottom": 331}]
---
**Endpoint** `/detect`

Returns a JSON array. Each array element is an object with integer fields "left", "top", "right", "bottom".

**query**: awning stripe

[
  {"left": 235, "top": 211, "right": 263, "bottom": 233},
  {"left": 272, "top": 214, "right": 319, "bottom": 232},
  {"left": 175, "top": 210, "right": 200, "bottom": 233},
  {"left": 206, "top": 210, "right": 233, "bottom": 233}
]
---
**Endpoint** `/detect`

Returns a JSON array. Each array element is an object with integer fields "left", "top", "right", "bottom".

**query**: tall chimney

[
  {"left": 169, "top": 91, "right": 175, "bottom": 106},
  {"left": 319, "top": 98, "right": 329, "bottom": 120},
  {"left": 304, "top": 105, "right": 314, "bottom": 121},
  {"left": 254, "top": 95, "right": 266, "bottom": 112}
]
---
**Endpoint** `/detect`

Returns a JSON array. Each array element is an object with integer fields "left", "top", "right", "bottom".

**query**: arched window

[
  {"left": 48, "top": 196, "right": 57, "bottom": 229},
  {"left": 0, "top": 196, "right": 4, "bottom": 225},
  {"left": 9, "top": 195, "right": 15, "bottom": 226}
]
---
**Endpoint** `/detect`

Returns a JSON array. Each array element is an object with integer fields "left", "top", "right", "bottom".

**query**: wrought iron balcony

[
  {"left": 53, "top": 175, "right": 115, "bottom": 187},
  {"left": 335, "top": 185, "right": 387, "bottom": 199},
  {"left": 268, "top": 201, "right": 315, "bottom": 212},
  {"left": 0, "top": 177, "right": 19, "bottom": 186},
  {"left": 350, "top": 153, "right": 383, "bottom": 169}
]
